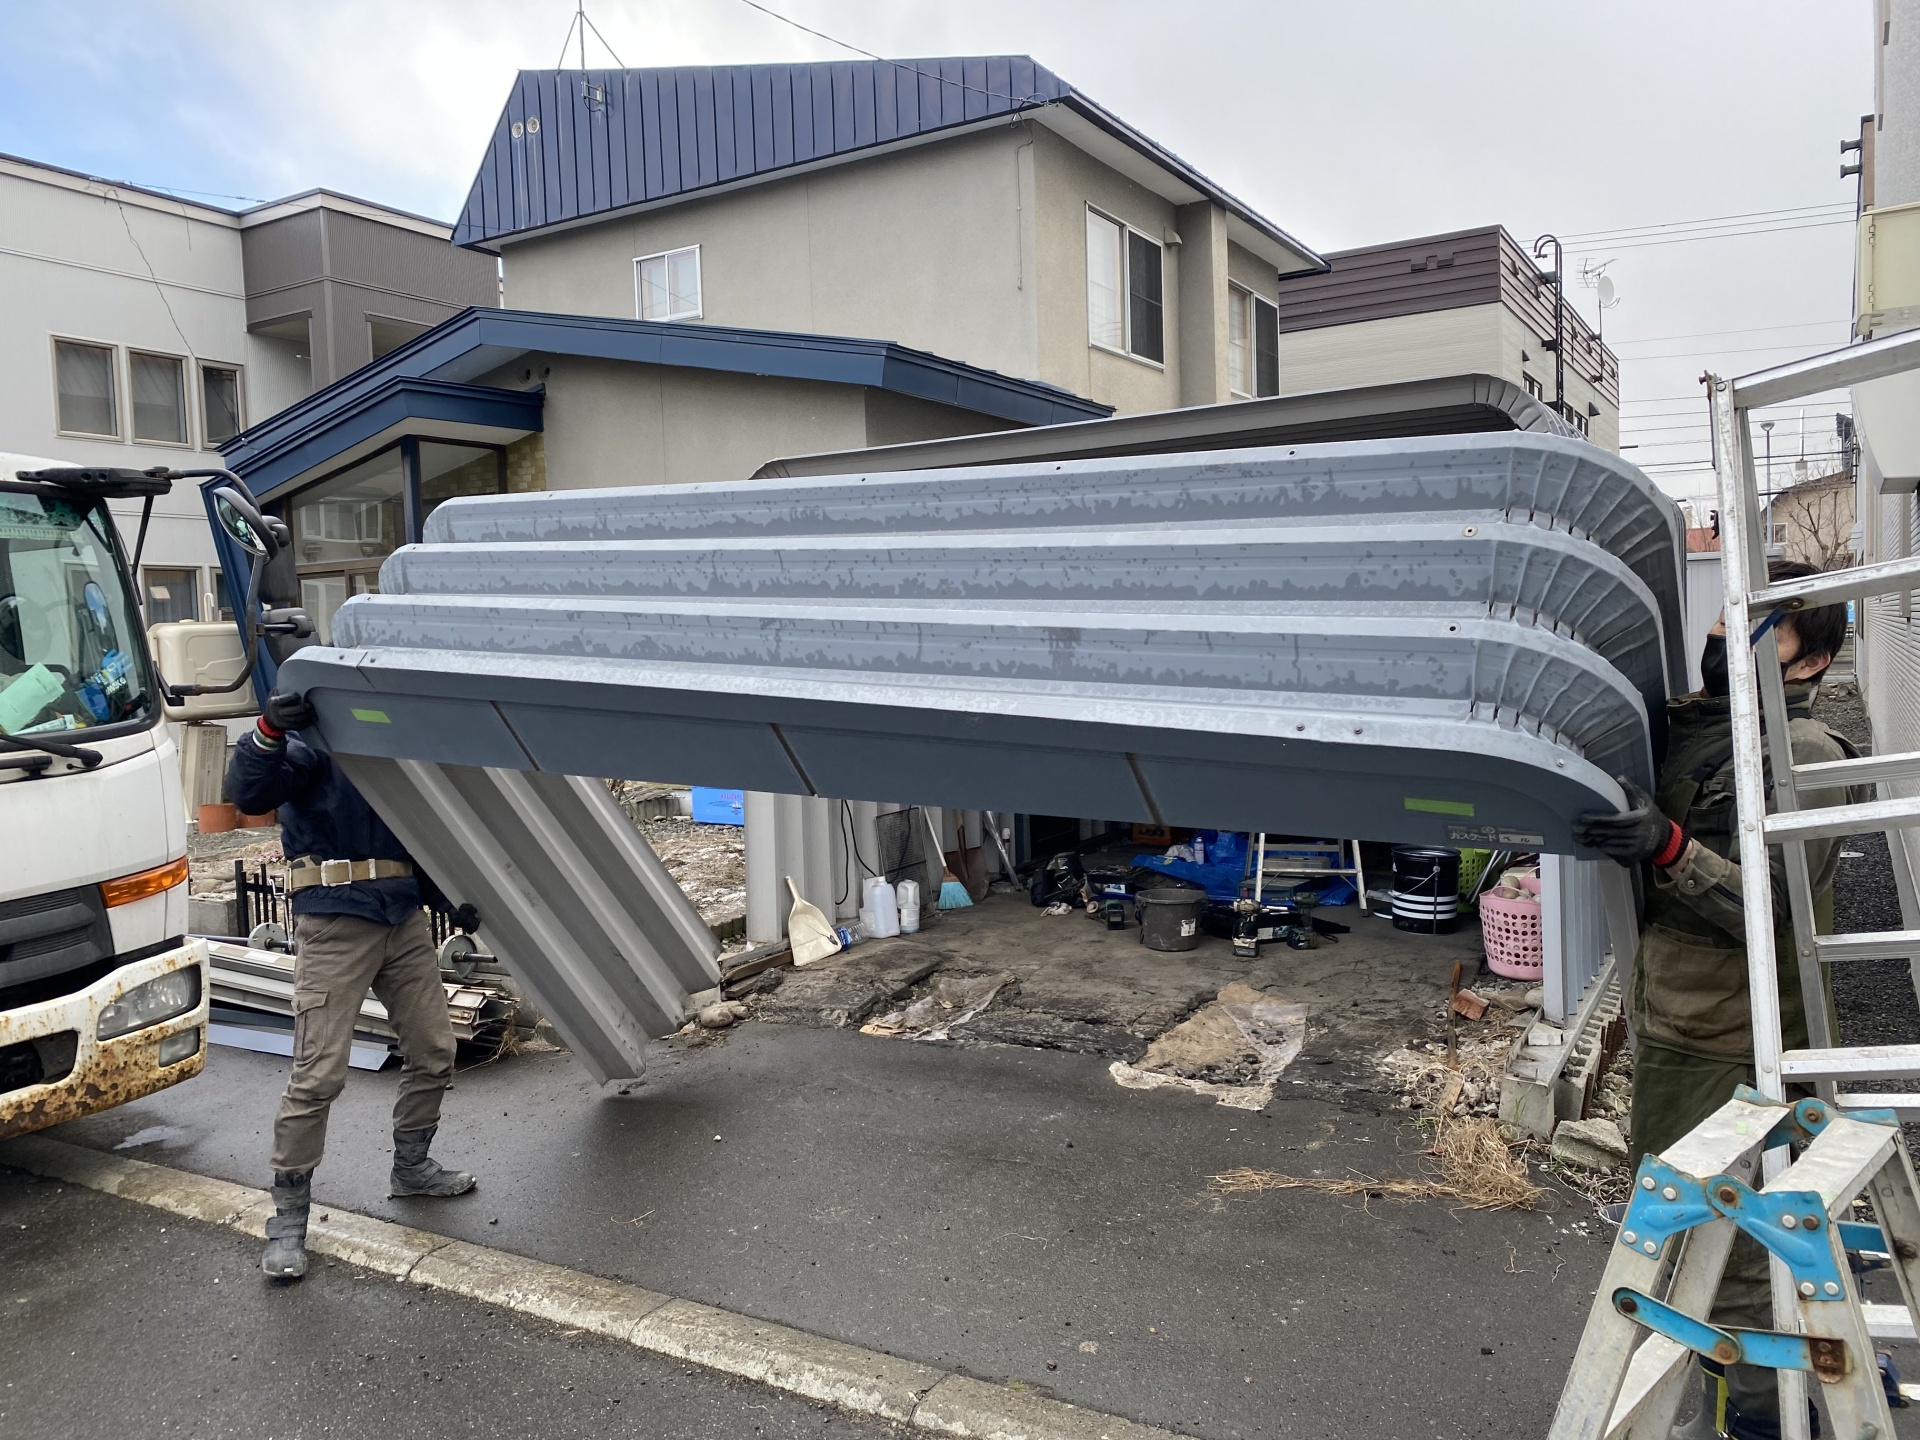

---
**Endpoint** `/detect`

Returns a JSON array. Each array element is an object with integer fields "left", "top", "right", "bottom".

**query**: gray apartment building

[{"left": 0, "top": 152, "right": 497, "bottom": 617}]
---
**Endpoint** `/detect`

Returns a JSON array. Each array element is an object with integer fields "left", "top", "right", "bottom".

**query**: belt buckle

[{"left": 319, "top": 859, "right": 351, "bottom": 886}]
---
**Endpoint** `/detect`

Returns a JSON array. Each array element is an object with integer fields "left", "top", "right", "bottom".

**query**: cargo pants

[{"left": 270, "top": 911, "right": 456, "bottom": 1174}]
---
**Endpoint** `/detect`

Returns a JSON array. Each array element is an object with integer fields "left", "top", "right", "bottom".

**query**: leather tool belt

[{"left": 286, "top": 857, "right": 414, "bottom": 890}]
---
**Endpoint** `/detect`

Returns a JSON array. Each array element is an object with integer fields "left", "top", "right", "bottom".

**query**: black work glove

[
  {"left": 1572, "top": 776, "right": 1687, "bottom": 869},
  {"left": 450, "top": 903, "right": 481, "bottom": 935},
  {"left": 262, "top": 689, "right": 317, "bottom": 734}
]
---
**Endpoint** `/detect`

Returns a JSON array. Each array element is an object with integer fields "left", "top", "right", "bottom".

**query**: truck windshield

[{"left": 0, "top": 490, "right": 155, "bottom": 736}]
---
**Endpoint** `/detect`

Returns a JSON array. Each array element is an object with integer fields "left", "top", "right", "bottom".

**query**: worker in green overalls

[{"left": 1574, "top": 559, "right": 1860, "bottom": 1440}]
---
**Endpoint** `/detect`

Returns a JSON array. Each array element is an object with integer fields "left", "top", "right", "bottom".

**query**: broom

[{"left": 921, "top": 808, "right": 973, "bottom": 910}]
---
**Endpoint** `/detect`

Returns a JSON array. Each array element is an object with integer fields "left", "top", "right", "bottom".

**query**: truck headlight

[
  {"left": 157, "top": 1029, "right": 201, "bottom": 1066},
  {"left": 97, "top": 969, "right": 201, "bottom": 1040}
]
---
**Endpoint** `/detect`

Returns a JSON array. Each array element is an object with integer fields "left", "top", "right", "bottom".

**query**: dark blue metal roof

[
  {"left": 453, "top": 59, "right": 1320, "bottom": 268},
  {"left": 220, "top": 305, "right": 1109, "bottom": 496}
]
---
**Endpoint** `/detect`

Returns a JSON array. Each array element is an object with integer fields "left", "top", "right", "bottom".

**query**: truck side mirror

[{"left": 212, "top": 487, "right": 275, "bottom": 559}]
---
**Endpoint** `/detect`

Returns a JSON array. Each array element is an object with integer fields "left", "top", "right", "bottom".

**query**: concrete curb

[{"left": 2, "top": 1135, "right": 1194, "bottom": 1440}]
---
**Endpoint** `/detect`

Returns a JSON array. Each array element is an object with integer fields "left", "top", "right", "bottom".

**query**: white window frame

[
  {"left": 1084, "top": 206, "right": 1165, "bottom": 369},
  {"left": 50, "top": 335, "right": 123, "bottom": 441},
  {"left": 126, "top": 348, "right": 192, "bottom": 449},
  {"left": 197, "top": 359, "right": 247, "bottom": 450},
  {"left": 1227, "top": 285, "right": 1280, "bottom": 400},
  {"left": 634, "top": 244, "right": 703, "bottom": 322}
]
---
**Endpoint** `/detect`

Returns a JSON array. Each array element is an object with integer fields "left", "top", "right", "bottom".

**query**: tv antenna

[
  {"left": 1579, "top": 258, "right": 1621, "bottom": 341},
  {"left": 555, "top": 2, "right": 626, "bottom": 85}
]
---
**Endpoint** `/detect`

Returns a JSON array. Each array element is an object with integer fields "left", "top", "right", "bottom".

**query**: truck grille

[{"left": 0, "top": 885, "right": 112, "bottom": 1007}]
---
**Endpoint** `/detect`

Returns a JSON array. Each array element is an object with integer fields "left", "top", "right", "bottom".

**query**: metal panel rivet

[
  {"left": 1641, "top": 1177, "right": 1656, "bottom": 1190},
  {"left": 1799, "top": 1282, "right": 1817, "bottom": 1297},
  {"left": 1782, "top": 1214, "right": 1798, "bottom": 1228},
  {"left": 1804, "top": 1214, "right": 1821, "bottom": 1229},
  {"left": 1622, "top": 1231, "right": 1638, "bottom": 1244},
  {"left": 1824, "top": 1281, "right": 1841, "bottom": 1295},
  {"left": 1642, "top": 1241, "right": 1658, "bottom": 1254},
  {"left": 1662, "top": 1186, "right": 1679, "bottom": 1201}
]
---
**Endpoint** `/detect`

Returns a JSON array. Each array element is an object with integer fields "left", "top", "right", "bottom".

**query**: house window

[
  {"left": 200, "top": 363, "right": 243, "bottom": 446},
  {"left": 142, "top": 567, "right": 201, "bottom": 624},
  {"left": 129, "top": 351, "right": 188, "bottom": 445},
  {"left": 1085, "top": 209, "right": 1164, "bottom": 364},
  {"left": 636, "top": 245, "right": 702, "bottom": 321},
  {"left": 1566, "top": 407, "right": 1590, "bottom": 438},
  {"left": 1228, "top": 286, "right": 1280, "bottom": 399},
  {"left": 53, "top": 339, "right": 118, "bottom": 438},
  {"left": 1523, "top": 373, "right": 1545, "bottom": 400},
  {"left": 417, "top": 440, "right": 506, "bottom": 526}
]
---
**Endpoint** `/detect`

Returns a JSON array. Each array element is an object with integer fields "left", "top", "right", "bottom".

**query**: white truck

[{"left": 0, "top": 455, "right": 212, "bottom": 1139}]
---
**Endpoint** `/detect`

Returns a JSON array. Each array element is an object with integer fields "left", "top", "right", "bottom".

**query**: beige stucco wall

[
  {"left": 1275, "top": 301, "right": 1620, "bottom": 451},
  {"left": 502, "top": 128, "right": 1038, "bottom": 383},
  {"left": 1029, "top": 124, "right": 1183, "bottom": 415},
  {"left": 481, "top": 356, "right": 869, "bottom": 490},
  {"left": 1277, "top": 303, "right": 1503, "bottom": 396},
  {"left": 499, "top": 122, "right": 1261, "bottom": 420},
  {"left": 1494, "top": 308, "right": 1619, "bottom": 450},
  {"left": 479, "top": 356, "right": 1015, "bottom": 489}
]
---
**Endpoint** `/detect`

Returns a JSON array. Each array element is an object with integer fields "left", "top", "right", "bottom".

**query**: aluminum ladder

[
  {"left": 1549, "top": 328, "right": 1920, "bottom": 1440},
  {"left": 1546, "top": 1090, "right": 1920, "bottom": 1440}
]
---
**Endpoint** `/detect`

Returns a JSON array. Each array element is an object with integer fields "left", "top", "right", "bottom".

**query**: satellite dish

[{"left": 1597, "top": 275, "right": 1617, "bottom": 307}]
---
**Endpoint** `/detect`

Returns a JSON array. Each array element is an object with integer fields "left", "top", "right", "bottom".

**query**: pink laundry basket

[{"left": 1479, "top": 886, "right": 1543, "bottom": 979}]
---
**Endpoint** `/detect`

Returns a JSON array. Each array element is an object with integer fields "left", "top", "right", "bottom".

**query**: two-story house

[{"left": 451, "top": 58, "right": 1327, "bottom": 415}]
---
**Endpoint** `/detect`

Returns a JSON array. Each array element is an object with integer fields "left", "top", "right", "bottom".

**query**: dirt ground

[{"left": 753, "top": 884, "right": 1532, "bottom": 1113}]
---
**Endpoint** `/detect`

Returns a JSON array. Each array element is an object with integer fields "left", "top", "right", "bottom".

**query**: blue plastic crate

[{"left": 690, "top": 787, "right": 745, "bottom": 825}]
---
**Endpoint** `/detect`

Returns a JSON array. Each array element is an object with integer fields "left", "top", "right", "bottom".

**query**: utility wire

[
  {"left": 734, "top": 0, "right": 1049, "bottom": 109},
  {"left": 1559, "top": 202, "right": 1852, "bottom": 244},
  {"left": 114, "top": 196, "right": 198, "bottom": 364},
  {"left": 1566, "top": 218, "right": 1852, "bottom": 254},
  {"left": 1607, "top": 319, "right": 1849, "bottom": 347}
]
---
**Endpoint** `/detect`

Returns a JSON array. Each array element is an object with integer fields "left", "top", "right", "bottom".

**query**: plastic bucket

[
  {"left": 1137, "top": 888, "right": 1206, "bottom": 951},
  {"left": 1390, "top": 847, "right": 1461, "bottom": 934}
]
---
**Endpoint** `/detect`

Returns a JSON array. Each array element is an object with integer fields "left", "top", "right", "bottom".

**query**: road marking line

[{"left": 2, "top": 1134, "right": 1193, "bottom": 1440}]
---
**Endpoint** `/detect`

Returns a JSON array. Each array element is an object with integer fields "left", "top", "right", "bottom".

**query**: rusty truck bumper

[{"left": 0, "top": 940, "right": 209, "bottom": 1140}]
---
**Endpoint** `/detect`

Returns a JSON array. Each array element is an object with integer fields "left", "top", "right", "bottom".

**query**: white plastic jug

[
  {"left": 894, "top": 878, "right": 921, "bottom": 934},
  {"left": 864, "top": 875, "right": 901, "bottom": 937}
]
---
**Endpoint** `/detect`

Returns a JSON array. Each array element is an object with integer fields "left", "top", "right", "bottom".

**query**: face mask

[
  {"left": 1698, "top": 633, "right": 1813, "bottom": 697},
  {"left": 1699, "top": 635, "right": 1729, "bottom": 696}
]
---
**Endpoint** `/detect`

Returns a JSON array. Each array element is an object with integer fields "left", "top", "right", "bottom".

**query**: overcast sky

[{"left": 0, "top": 1, "right": 1876, "bottom": 503}]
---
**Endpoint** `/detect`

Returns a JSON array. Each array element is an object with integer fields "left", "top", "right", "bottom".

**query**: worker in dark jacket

[
  {"left": 227, "top": 689, "right": 480, "bottom": 1282},
  {"left": 1574, "top": 560, "right": 1858, "bottom": 1440}
]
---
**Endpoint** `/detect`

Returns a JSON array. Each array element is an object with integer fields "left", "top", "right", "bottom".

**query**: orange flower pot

[{"left": 197, "top": 803, "right": 239, "bottom": 834}]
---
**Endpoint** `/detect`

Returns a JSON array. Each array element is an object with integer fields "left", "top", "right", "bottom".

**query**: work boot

[
  {"left": 389, "top": 1125, "right": 476, "bottom": 1198},
  {"left": 261, "top": 1169, "right": 311, "bottom": 1281},
  {"left": 1720, "top": 1362, "right": 1821, "bottom": 1440}
]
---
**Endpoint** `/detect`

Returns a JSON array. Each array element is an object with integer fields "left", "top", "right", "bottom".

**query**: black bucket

[
  {"left": 1390, "top": 847, "right": 1461, "bottom": 934},
  {"left": 1137, "top": 888, "right": 1207, "bottom": 951}
]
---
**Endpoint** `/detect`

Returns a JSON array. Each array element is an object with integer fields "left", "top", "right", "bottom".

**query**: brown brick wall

[{"left": 506, "top": 432, "right": 546, "bottom": 492}]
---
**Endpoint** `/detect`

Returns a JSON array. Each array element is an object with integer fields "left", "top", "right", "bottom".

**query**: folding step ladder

[{"left": 1550, "top": 328, "right": 1920, "bottom": 1440}]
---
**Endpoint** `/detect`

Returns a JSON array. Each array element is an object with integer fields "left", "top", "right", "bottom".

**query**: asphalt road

[
  {"left": 43, "top": 1018, "right": 1612, "bottom": 1440},
  {"left": 0, "top": 1164, "right": 894, "bottom": 1440}
]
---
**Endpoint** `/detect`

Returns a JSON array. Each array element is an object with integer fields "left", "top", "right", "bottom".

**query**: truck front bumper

[{"left": 0, "top": 940, "right": 210, "bottom": 1141}]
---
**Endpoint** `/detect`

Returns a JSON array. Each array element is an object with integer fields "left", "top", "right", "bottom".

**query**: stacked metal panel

[{"left": 278, "top": 433, "right": 1681, "bottom": 1068}]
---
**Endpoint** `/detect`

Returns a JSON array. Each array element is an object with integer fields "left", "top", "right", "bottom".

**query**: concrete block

[
  {"left": 631, "top": 1298, "right": 944, "bottom": 1422},
  {"left": 913, "top": 1373, "right": 1186, "bottom": 1440},
  {"left": 411, "top": 1239, "right": 670, "bottom": 1339},
  {"left": 1552, "top": 1116, "right": 1630, "bottom": 1171},
  {"left": 188, "top": 895, "right": 236, "bottom": 937}
]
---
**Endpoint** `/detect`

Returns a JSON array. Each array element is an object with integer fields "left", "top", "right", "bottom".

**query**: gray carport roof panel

[
  {"left": 422, "top": 433, "right": 1687, "bottom": 693},
  {"left": 381, "top": 517, "right": 1671, "bottom": 703},
  {"left": 329, "top": 757, "right": 721, "bottom": 1083},
  {"left": 749, "top": 373, "right": 1574, "bottom": 478},
  {"left": 280, "top": 640, "right": 1632, "bottom": 857}
]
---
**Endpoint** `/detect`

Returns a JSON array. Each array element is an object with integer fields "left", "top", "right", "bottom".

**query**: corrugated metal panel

[
  {"left": 275, "top": 437, "right": 1681, "bottom": 882},
  {"left": 383, "top": 518, "right": 1670, "bottom": 704},
  {"left": 755, "top": 374, "right": 1573, "bottom": 478},
  {"left": 1862, "top": 484, "right": 1920, "bottom": 917},
  {"left": 329, "top": 757, "right": 720, "bottom": 1084},
  {"left": 424, "top": 432, "right": 1689, "bottom": 695}
]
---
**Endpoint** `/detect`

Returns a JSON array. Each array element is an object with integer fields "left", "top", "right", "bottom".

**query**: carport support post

[{"left": 744, "top": 792, "right": 841, "bottom": 945}]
